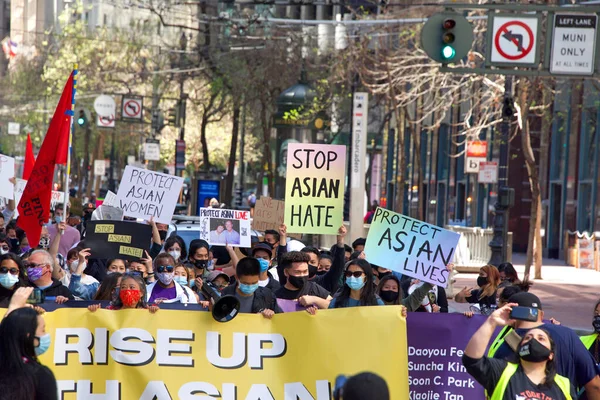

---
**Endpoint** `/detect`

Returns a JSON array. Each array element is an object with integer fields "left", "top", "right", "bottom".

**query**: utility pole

[
  {"left": 236, "top": 98, "right": 246, "bottom": 208},
  {"left": 489, "top": 76, "right": 515, "bottom": 266}
]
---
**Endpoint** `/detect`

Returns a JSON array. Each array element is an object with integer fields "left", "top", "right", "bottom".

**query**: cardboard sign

[
  {"left": 199, "top": 208, "right": 251, "bottom": 248},
  {"left": 115, "top": 166, "right": 184, "bottom": 224},
  {"left": 50, "top": 190, "right": 65, "bottom": 211},
  {"left": 284, "top": 143, "right": 346, "bottom": 235},
  {"left": 84, "top": 220, "right": 152, "bottom": 260},
  {"left": 0, "top": 154, "right": 15, "bottom": 199},
  {"left": 253, "top": 197, "right": 301, "bottom": 239},
  {"left": 364, "top": 208, "right": 460, "bottom": 288}
]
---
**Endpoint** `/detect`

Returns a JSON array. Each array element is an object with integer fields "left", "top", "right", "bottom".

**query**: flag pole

[{"left": 63, "top": 64, "right": 78, "bottom": 215}]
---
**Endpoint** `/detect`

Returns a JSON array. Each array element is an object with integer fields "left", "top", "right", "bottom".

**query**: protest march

[{"left": 1, "top": 67, "right": 600, "bottom": 400}]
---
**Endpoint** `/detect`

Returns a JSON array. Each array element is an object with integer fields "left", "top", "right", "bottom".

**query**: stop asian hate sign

[{"left": 284, "top": 143, "right": 346, "bottom": 235}]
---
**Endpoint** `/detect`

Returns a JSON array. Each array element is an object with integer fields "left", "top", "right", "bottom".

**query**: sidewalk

[{"left": 448, "top": 253, "right": 600, "bottom": 331}]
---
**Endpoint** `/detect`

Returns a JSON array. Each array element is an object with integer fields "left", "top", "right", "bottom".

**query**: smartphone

[
  {"left": 510, "top": 306, "right": 539, "bottom": 322},
  {"left": 26, "top": 288, "right": 45, "bottom": 305}
]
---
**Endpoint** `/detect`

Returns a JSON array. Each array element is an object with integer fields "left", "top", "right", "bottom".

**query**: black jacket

[
  {"left": 221, "top": 284, "right": 282, "bottom": 314},
  {"left": 40, "top": 279, "right": 75, "bottom": 300},
  {"left": 0, "top": 278, "right": 28, "bottom": 307}
]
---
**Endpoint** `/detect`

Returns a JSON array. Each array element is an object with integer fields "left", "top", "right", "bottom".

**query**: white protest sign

[
  {"left": 115, "top": 166, "right": 184, "bottom": 224},
  {"left": 50, "top": 190, "right": 65, "bottom": 211},
  {"left": 0, "top": 154, "right": 15, "bottom": 199},
  {"left": 199, "top": 208, "right": 251, "bottom": 248},
  {"left": 364, "top": 208, "right": 460, "bottom": 288},
  {"left": 103, "top": 190, "right": 118, "bottom": 207}
]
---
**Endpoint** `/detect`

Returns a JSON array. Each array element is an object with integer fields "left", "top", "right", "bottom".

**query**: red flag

[
  {"left": 23, "top": 133, "right": 35, "bottom": 180},
  {"left": 17, "top": 72, "right": 74, "bottom": 247}
]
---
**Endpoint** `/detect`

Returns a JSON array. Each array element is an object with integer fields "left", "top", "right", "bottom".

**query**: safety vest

[
  {"left": 488, "top": 363, "right": 572, "bottom": 400},
  {"left": 580, "top": 333, "right": 598, "bottom": 350},
  {"left": 487, "top": 326, "right": 512, "bottom": 358}
]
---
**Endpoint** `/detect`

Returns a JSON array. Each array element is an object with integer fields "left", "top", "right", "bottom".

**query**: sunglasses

[
  {"left": 0, "top": 267, "right": 19, "bottom": 275},
  {"left": 157, "top": 265, "right": 174, "bottom": 273},
  {"left": 344, "top": 271, "right": 365, "bottom": 278},
  {"left": 24, "top": 262, "right": 47, "bottom": 269}
]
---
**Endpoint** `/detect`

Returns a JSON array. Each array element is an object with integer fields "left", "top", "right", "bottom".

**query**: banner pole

[{"left": 64, "top": 64, "right": 78, "bottom": 217}]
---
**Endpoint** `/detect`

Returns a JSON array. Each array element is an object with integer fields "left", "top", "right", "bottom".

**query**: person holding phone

[
  {"left": 463, "top": 302, "right": 576, "bottom": 400},
  {"left": 492, "top": 292, "right": 600, "bottom": 399}
]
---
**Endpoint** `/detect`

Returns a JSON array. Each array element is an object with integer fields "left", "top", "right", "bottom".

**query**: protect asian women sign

[
  {"left": 364, "top": 208, "right": 460, "bottom": 288},
  {"left": 35, "top": 306, "right": 409, "bottom": 399},
  {"left": 284, "top": 143, "right": 346, "bottom": 235}
]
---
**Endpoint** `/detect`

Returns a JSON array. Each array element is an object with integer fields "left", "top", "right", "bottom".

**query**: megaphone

[{"left": 201, "top": 279, "right": 240, "bottom": 322}]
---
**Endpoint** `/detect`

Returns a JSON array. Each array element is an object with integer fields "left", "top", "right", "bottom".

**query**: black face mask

[
  {"left": 195, "top": 260, "right": 208, "bottom": 270},
  {"left": 308, "top": 265, "right": 318, "bottom": 279},
  {"left": 518, "top": 338, "right": 552, "bottom": 363},
  {"left": 288, "top": 275, "right": 308, "bottom": 290},
  {"left": 159, "top": 231, "right": 168, "bottom": 241},
  {"left": 9, "top": 238, "right": 19, "bottom": 250},
  {"left": 477, "top": 276, "right": 488, "bottom": 287},
  {"left": 379, "top": 290, "right": 399, "bottom": 303},
  {"left": 316, "top": 270, "right": 327, "bottom": 276},
  {"left": 593, "top": 316, "right": 600, "bottom": 333}
]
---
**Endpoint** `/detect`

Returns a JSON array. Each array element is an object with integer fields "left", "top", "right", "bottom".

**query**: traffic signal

[
  {"left": 421, "top": 12, "right": 473, "bottom": 64},
  {"left": 502, "top": 96, "right": 515, "bottom": 118},
  {"left": 75, "top": 108, "right": 89, "bottom": 127},
  {"left": 167, "top": 103, "right": 181, "bottom": 127}
]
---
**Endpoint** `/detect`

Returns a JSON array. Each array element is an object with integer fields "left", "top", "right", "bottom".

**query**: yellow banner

[{"left": 35, "top": 306, "right": 408, "bottom": 399}]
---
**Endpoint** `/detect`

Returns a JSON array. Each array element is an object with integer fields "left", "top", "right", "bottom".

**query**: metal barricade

[{"left": 446, "top": 226, "right": 513, "bottom": 272}]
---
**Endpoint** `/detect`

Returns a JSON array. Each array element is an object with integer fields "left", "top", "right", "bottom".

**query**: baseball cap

[
  {"left": 83, "top": 202, "right": 95, "bottom": 211},
  {"left": 252, "top": 242, "right": 273, "bottom": 258},
  {"left": 206, "top": 270, "right": 229, "bottom": 283},
  {"left": 508, "top": 292, "right": 543, "bottom": 310}
]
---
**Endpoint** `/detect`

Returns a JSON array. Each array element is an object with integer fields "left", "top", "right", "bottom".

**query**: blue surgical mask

[
  {"left": 35, "top": 333, "right": 51, "bottom": 356},
  {"left": 173, "top": 276, "right": 188, "bottom": 287},
  {"left": 54, "top": 216, "right": 63, "bottom": 224},
  {"left": 189, "top": 279, "right": 195, "bottom": 288},
  {"left": 258, "top": 258, "right": 270, "bottom": 272},
  {"left": 346, "top": 276, "right": 366, "bottom": 291},
  {"left": 0, "top": 273, "right": 19, "bottom": 289},
  {"left": 239, "top": 282, "right": 259, "bottom": 295}
]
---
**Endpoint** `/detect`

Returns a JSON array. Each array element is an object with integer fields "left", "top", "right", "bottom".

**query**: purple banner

[
  {"left": 277, "top": 298, "right": 305, "bottom": 313},
  {"left": 407, "top": 313, "right": 488, "bottom": 400}
]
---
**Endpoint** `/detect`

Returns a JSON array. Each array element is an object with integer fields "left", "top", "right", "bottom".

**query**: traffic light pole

[{"left": 489, "top": 76, "right": 513, "bottom": 266}]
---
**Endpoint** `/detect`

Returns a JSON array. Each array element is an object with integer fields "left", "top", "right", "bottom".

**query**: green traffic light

[
  {"left": 77, "top": 117, "right": 85, "bottom": 126},
  {"left": 442, "top": 45, "right": 456, "bottom": 60}
]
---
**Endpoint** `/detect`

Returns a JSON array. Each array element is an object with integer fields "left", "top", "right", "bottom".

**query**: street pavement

[{"left": 448, "top": 253, "right": 600, "bottom": 332}]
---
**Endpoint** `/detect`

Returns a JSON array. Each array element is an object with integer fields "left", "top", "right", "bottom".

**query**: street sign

[
  {"left": 144, "top": 139, "right": 160, "bottom": 161},
  {"left": 465, "top": 140, "right": 487, "bottom": 174},
  {"left": 127, "top": 155, "right": 136, "bottom": 165},
  {"left": 489, "top": 15, "right": 540, "bottom": 65},
  {"left": 7, "top": 122, "right": 20, "bottom": 135},
  {"left": 97, "top": 114, "right": 115, "bottom": 128},
  {"left": 550, "top": 14, "right": 597, "bottom": 75},
  {"left": 94, "top": 95, "right": 116, "bottom": 117},
  {"left": 94, "top": 159, "right": 106, "bottom": 176},
  {"left": 122, "top": 97, "right": 143, "bottom": 120},
  {"left": 478, "top": 161, "right": 498, "bottom": 184}
]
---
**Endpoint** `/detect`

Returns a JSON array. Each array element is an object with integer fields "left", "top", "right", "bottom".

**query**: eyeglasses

[
  {"left": 157, "top": 265, "right": 174, "bottom": 273},
  {"left": 344, "top": 271, "right": 365, "bottom": 278},
  {"left": 0, "top": 267, "right": 19, "bottom": 275},
  {"left": 24, "top": 262, "right": 47, "bottom": 269}
]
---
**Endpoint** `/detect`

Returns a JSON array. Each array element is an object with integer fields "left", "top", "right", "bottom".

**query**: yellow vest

[
  {"left": 488, "top": 326, "right": 512, "bottom": 358},
  {"left": 488, "top": 362, "right": 572, "bottom": 400},
  {"left": 580, "top": 333, "right": 598, "bottom": 350}
]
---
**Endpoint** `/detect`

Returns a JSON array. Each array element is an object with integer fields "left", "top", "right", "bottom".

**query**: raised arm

[
  {"left": 276, "top": 224, "right": 288, "bottom": 284},
  {"left": 465, "top": 303, "right": 516, "bottom": 359},
  {"left": 321, "top": 225, "right": 347, "bottom": 293}
]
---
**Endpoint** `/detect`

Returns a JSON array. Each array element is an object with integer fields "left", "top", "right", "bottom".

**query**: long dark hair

[
  {"left": 333, "top": 259, "right": 379, "bottom": 308},
  {"left": 0, "top": 307, "right": 40, "bottom": 399},
  {"left": 94, "top": 272, "right": 123, "bottom": 301},
  {"left": 165, "top": 235, "right": 188, "bottom": 261},
  {"left": 0, "top": 252, "right": 26, "bottom": 282},
  {"left": 110, "top": 273, "right": 148, "bottom": 309},
  {"left": 376, "top": 275, "right": 403, "bottom": 305},
  {"left": 498, "top": 262, "right": 520, "bottom": 284}
]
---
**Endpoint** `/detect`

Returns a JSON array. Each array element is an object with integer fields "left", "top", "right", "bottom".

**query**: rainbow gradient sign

[
  {"left": 284, "top": 143, "right": 346, "bottom": 235},
  {"left": 364, "top": 208, "right": 460, "bottom": 287}
]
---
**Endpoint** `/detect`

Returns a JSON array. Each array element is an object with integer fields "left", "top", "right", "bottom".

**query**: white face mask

[
  {"left": 168, "top": 250, "right": 181, "bottom": 260},
  {"left": 0, "top": 248, "right": 8, "bottom": 255},
  {"left": 69, "top": 260, "right": 80, "bottom": 272}
]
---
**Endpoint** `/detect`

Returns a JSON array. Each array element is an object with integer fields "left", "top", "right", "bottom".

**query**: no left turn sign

[
  {"left": 122, "top": 97, "right": 143, "bottom": 120},
  {"left": 489, "top": 15, "right": 540, "bottom": 65}
]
